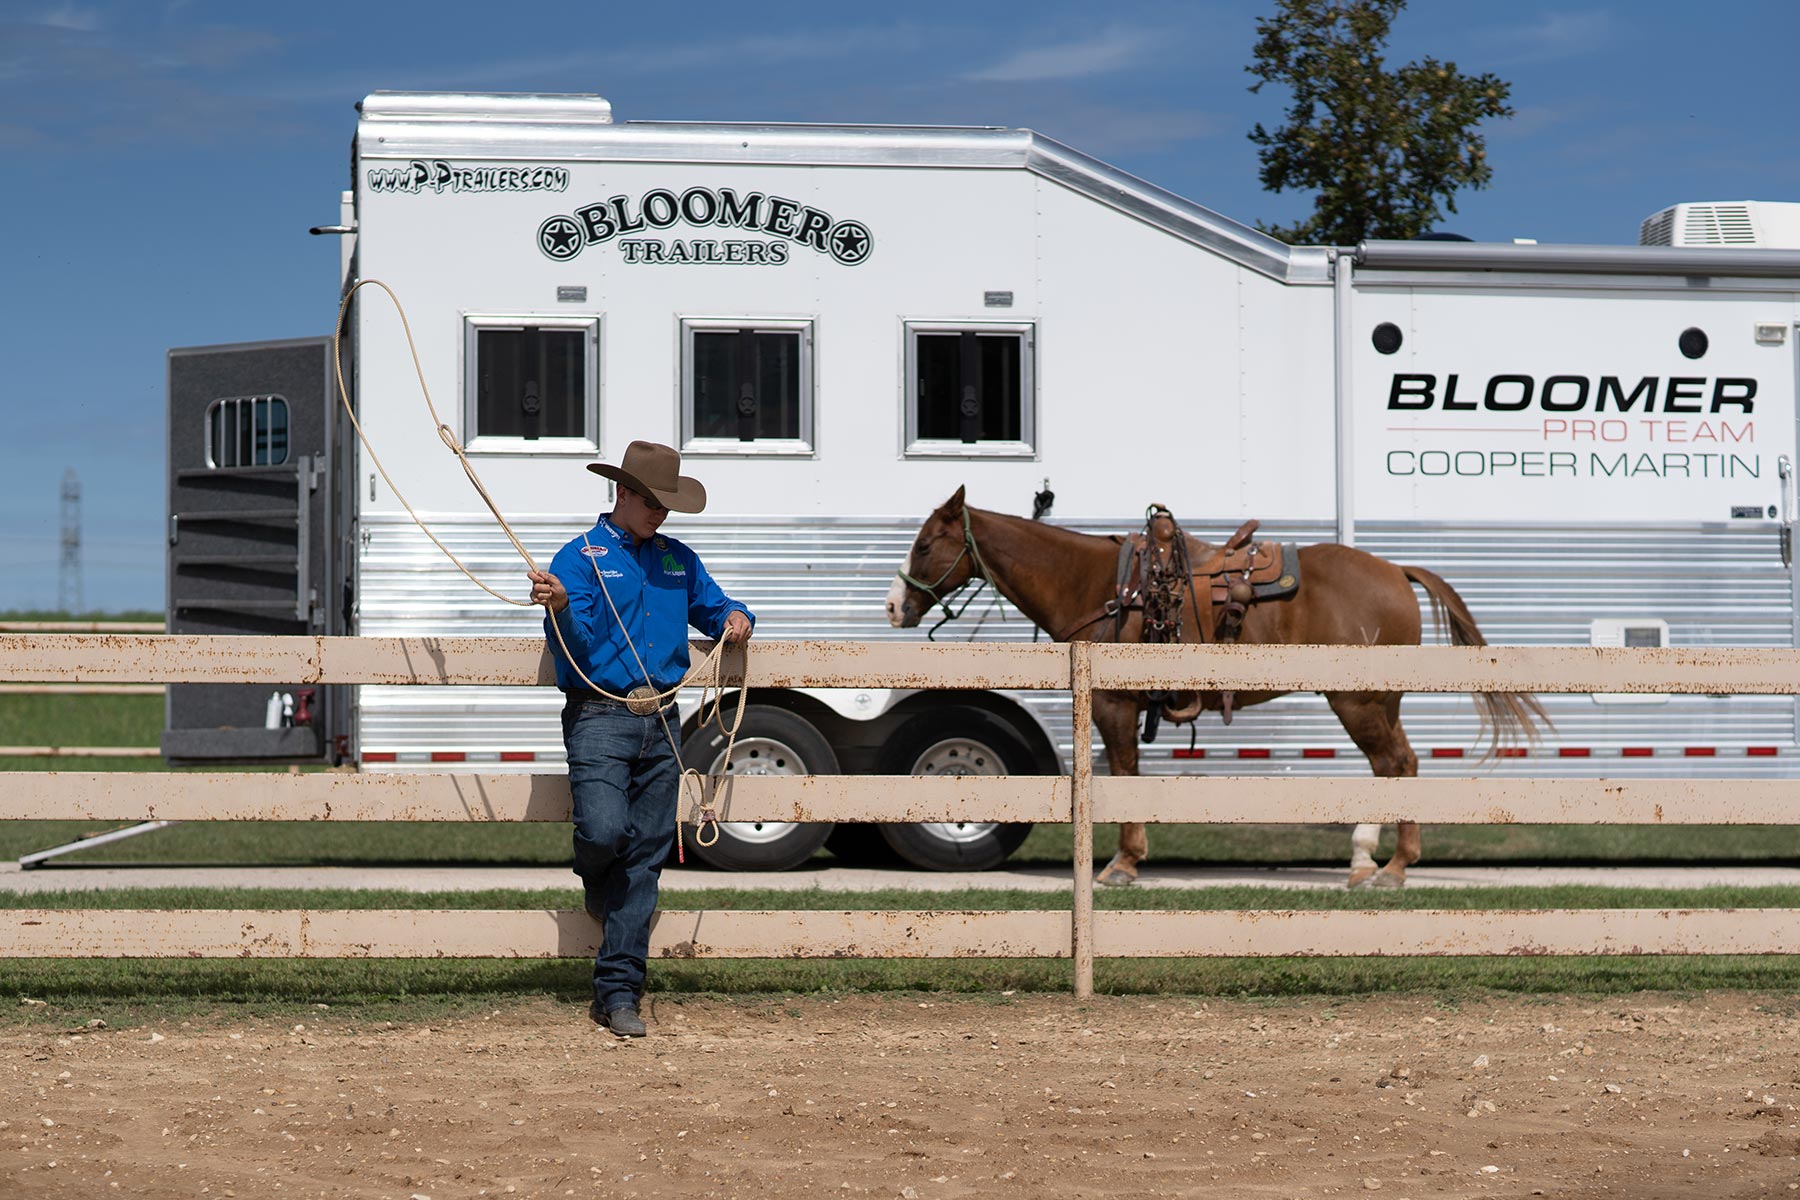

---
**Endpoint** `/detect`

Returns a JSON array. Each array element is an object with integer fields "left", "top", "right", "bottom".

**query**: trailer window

[
  {"left": 680, "top": 320, "right": 814, "bottom": 455},
  {"left": 206, "top": 396, "right": 290, "bottom": 468},
  {"left": 904, "top": 323, "right": 1035, "bottom": 457},
  {"left": 462, "top": 316, "right": 599, "bottom": 452}
]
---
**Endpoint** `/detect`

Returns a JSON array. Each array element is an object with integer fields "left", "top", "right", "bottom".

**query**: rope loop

[{"left": 332, "top": 277, "right": 752, "bottom": 869}]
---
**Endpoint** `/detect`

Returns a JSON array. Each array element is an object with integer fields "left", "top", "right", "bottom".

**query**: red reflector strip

[
  {"left": 1302, "top": 748, "right": 1336, "bottom": 759},
  {"left": 1171, "top": 748, "right": 1205, "bottom": 759},
  {"left": 1621, "top": 747, "right": 1653, "bottom": 757},
  {"left": 1430, "top": 747, "right": 1464, "bottom": 759},
  {"left": 1496, "top": 747, "right": 1527, "bottom": 758},
  {"left": 430, "top": 751, "right": 467, "bottom": 763},
  {"left": 1684, "top": 747, "right": 1716, "bottom": 757},
  {"left": 1558, "top": 747, "right": 1591, "bottom": 758},
  {"left": 1237, "top": 748, "right": 1271, "bottom": 759},
  {"left": 1747, "top": 746, "right": 1779, "bottom": 757},
  {"left": 361, "top": 751, "right": 396, "bottom": 763},
  {"left": 499, "top": 751, "right": 536, "bottom": 762}
]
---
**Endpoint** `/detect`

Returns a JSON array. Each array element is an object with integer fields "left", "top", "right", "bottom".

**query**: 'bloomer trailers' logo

[
  {"left": 536, "top": 186, "right": 873, "bottom": 267},
  {"left": 367, "top": 161, "right": 570, "bottom": 195}
]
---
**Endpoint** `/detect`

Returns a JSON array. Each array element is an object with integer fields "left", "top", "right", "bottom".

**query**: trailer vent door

[{"left": 164, "top": 338, "right": 340, "bottom": 763}]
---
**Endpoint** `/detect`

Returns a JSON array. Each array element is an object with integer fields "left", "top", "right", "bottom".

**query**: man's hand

[
  {"left": 528, "top": 570, "right": 568, "bottom": 613},
  {"left": 723, "top": 610, "right": 753, "bottom": 644}
]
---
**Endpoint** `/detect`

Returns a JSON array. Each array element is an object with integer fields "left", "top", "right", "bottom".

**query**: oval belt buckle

[{"left": 625, "top": 685, "right": 663, "bottom": 716}]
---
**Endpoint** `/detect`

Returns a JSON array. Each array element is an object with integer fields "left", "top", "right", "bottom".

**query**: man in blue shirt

[{"left": 529, "top": 441, "right": 753, "bottom": 1037}]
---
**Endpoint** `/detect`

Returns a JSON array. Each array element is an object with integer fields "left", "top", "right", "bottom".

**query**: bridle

[{"left": 894, "top": 507, "right": 997, "bottom": 641}]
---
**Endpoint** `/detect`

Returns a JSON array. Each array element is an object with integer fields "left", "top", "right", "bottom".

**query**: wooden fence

[{"left": 4, "top": 634, "right": 1799, "bottom": 997}]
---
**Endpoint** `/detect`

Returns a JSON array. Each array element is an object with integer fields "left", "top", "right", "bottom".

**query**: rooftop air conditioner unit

[{"left": 1638, "top": 201, "right": 1800, "bottom": 249}]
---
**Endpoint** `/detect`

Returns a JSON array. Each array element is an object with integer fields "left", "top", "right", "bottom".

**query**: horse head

[{"left": 886, "top": 486, "right": 977, "bottom": 628}]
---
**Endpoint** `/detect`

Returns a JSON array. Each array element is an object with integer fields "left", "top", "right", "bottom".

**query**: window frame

[
  {"left": 205, "top": 394, "right": 291, "bottom": 469},
  {"left": 678, "top": 316, "right": 816, "bottom": 457},
  {"left": 461, "top": 313, "right": 601, "bottom": 454},
  {"left": 901, "top": 320, "right": 1038, "bottom": 459}
]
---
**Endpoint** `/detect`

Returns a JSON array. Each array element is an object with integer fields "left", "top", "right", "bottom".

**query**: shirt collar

[{"left": 597, "top": 515, "right": 633, "bottom": 547}]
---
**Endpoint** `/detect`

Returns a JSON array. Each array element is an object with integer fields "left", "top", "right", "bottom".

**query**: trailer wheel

[
  {"left": 680, "top": 706, "right": 837, "bottom": 871},
  {"left": 824, "top": 822, "right": 896, "bottom": 865},
  {"left": 876, "top": 710, "right": 1036, "bottom": 871}
]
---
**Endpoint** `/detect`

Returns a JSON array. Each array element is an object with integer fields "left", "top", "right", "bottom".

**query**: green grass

[
  {"left": 0, "top": 609, "right": 160, "bottom": 623},
  {"left": 9, "top": 883, "right": 1800, "bottom": 912},
  {"left": 7, "top": 885, "right": 1800, "bottom": 1025},
  {"left": 1011, "top": 820, "right": 1800, "bottom": 866},
  {"left": 0, "top": 693, "right": 162, "bottom": 751}
]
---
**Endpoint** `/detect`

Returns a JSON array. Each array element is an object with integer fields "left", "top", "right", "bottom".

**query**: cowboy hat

[{"left": 586, "top": 440, "right": 707, "bottom": 513}]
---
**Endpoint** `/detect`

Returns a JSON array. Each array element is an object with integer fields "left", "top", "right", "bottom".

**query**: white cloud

[
  {"left": 1484, "top": 10, "right": 1615, "bottom": 64},
  {"left": 963, "top": 27, "right": 1157, "bottom": 84},
  {"left": 38, "top": 2, "right": 99, "bottom": 31}
]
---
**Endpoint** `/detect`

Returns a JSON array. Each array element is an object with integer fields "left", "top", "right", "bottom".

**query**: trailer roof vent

[{"left": 1639, "top": 201, "right": 1800, "bottom": 248}]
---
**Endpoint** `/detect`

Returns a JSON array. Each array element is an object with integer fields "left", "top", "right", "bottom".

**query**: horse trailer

[{"left": 164, "top": 90, "right": 1800, "bottom": 871}]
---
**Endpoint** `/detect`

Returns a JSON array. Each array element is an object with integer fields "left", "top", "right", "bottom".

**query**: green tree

[{"left": 1246, "top": 0, "right": 1513, "bottom": 244}]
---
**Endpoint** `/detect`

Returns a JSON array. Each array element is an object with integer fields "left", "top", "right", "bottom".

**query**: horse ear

[{"left": 943, "top": 485, "right": 966, "bottom": 515}]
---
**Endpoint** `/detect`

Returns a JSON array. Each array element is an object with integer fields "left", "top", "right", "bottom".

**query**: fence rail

[{"left": 4, "top": 634, "right": 1798, "bottom": 996}]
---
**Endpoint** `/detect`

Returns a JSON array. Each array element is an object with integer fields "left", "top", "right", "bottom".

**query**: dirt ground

[{"left": 5, "top": 992, "right": 1800, "bottom": 1199}]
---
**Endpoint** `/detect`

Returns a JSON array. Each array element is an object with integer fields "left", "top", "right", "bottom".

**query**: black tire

[
  {"left": 824, "top": 822, "right": 897, "bottom": 865},
  {"left": 876, "top": 709, "right": 1038, "bottom": 871},
  {"left": 679, "top": 705, "right": 837, "bottom": 871}
]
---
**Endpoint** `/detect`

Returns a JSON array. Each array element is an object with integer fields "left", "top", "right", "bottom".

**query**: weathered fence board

[
  {"left": 1, "top": 909, "right": 1072, "bottom": 959},
  {"left": 8, "top": 633, "right": 1800, "bottom": 991},
  {"left": 1090, "top": 643, "right": 1800, "bottom": 694},
  {"left": 0, "top": 636, "right": 1071, "bottom": 689},
  {"left": 8, "top": 908, "right": 1793, "bottom": 959},
  {"left": 2, "top": 772, "right": 1071, "bottom": 824},
  {"left": 1095, "top": 908, "right": 1800, "bottom": 957}
]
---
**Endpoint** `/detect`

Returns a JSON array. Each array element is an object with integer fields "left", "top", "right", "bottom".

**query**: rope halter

[{"left": 893, "top": 507, "right": 996, "bottom": 641}]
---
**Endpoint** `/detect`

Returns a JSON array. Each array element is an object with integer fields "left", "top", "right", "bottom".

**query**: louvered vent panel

[
  {"left": 1681, "top": 203, "right": 1758, "bottom": 245},
  {"left": 1638, "top": 206, "right": 1675, "bottom": 246}
]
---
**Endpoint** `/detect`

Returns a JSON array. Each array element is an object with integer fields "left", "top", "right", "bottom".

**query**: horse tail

[{"left": 1401, "top": 565, "right": 1551, "bottom": 756}]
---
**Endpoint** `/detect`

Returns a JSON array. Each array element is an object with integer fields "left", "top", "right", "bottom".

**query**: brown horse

[{"left": 885, "top": 488, "right": 1545, "bottom": 888}]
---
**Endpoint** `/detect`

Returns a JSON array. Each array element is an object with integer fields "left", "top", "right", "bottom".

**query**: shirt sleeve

[
  {"left": 684, "top": 546, "right": 753, "bottom": 639},
  {"left": 544, "top": 542, "right": 603, "bottom": 666}
]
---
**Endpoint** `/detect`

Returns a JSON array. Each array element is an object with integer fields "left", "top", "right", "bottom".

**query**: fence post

[{"left": 1070, "top": 641, "right": 1094, "bottom": 998}]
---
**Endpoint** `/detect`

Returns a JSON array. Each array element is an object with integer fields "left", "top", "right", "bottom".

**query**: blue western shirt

[{"left": 544, "top": 516, "right": 753, "bottom": 694}]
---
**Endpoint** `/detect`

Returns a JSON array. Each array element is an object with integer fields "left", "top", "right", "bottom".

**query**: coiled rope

[{"left": 330, "top": 278, "right": 745, "bottom": 854}]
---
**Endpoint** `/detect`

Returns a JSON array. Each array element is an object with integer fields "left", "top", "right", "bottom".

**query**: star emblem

[
  {"left": 538, "top": 215, "right": 584, "bottom": 261},
  {"left": 827, "top": 220, "right": 872, "bottom": 265}
]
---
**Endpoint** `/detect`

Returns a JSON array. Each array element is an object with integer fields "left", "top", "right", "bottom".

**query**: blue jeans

[{"left": 561, "top": 698, "right": 680, "bottom": 1013}]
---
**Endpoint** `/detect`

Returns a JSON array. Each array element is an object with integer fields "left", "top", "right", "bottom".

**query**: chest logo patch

[{"left": 660, "top": 552, "right": 685, "bottom": 575}]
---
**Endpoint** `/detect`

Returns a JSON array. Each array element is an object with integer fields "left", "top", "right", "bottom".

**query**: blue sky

[{"left": 2, "top": 0, "right": 1795, "bottom": 612}]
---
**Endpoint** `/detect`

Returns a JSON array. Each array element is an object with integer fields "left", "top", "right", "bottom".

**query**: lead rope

[{"left": 330, "top": 278, "right": 744, "bottom": 857}]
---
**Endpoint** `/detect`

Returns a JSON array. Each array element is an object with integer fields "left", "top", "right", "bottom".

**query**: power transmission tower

[{"left": 59, "top": 469, "right": 82, "bottom": 615}]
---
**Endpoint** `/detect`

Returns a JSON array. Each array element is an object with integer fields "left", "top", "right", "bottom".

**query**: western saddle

[{"left": 1060, "top": 504, "right": 1299, "bottom": 743}]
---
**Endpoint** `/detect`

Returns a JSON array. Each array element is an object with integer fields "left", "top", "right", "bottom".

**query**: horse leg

[
  {"left": 1326, "top": 692, "right": 1419, "bottom": 889},
  {"left": 1378, "top": 819, "right": 1423, "bottom": 889},
  {"left": 1091, "top": 692, "right": 1145, "bottom": 887},
  {"left": 1348, "top": 823, "right": 1382, "bottom": 889}
]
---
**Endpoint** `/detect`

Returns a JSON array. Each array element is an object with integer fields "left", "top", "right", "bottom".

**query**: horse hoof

[
  {"left": 1369, "top": 870, "right": 1406, "bottom": 889},
  {"left": 1345, "top": 868, "right": 1376, "bottom": 890},
  {"left": 1096, "top": 868, "right": 1137, "bottom": 888}
]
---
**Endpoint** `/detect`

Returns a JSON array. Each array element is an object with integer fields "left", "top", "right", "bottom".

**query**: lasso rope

[{"left": 330, "top": 278, "right": 746, "bottom": 854}]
